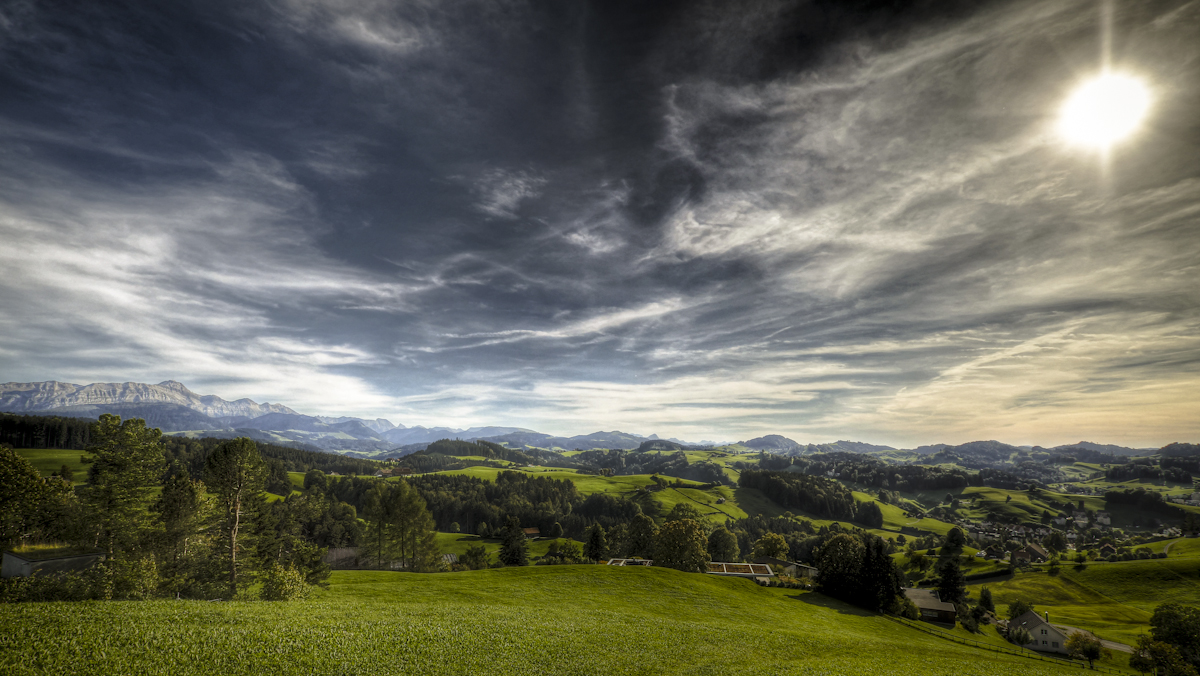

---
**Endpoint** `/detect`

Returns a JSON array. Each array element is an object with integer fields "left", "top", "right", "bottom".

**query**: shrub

[{"left": 260, "top": 563, "right": 309, "bottom": 601}]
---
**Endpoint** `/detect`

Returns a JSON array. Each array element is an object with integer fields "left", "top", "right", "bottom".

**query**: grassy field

[
  {"left": 13, "top": 448, "right": 89, "bottom": 485},
  {"left": 0, "top": 566, "right": 1109, "bottom": 676},
  {"left": 432, "top": 532, "right": 582, "bottom": 561},
  {"left": 966, "top": 557, "right": 1200, "bottom": 646}
]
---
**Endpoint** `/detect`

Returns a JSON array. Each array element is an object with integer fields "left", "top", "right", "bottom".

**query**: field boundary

[{"left": 882, "top": 614, "right": 1124, "bottom": 674}]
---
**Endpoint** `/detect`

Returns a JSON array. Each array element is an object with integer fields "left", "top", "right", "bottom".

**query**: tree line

[{"left": 0, "top": 415, "right": 428, "bottom": 602}]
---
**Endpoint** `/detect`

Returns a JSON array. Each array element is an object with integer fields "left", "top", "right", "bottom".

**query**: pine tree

[
  {"left": 978, "top": 586, "right": 994, "bottom": 612},
  {"left": 364, "top": 479, "right": 440, "bottom": 572},
  {"left": 498, "top": 516, "right": 528, "bottom": 566},
  {"left": 936, "top": 557, "right": 966, "bottom": 605},
  {"left": 204, "top": 437, "right": 266, "bottom": 597},
  {"left": 82, "top": 414, "right": 167, "bottom": 556}
]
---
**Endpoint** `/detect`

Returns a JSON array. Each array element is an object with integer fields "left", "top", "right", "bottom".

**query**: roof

[
  {"left": 903, "top": 588, "right": 955, "bottom": 612},
  {"left": 522, "top": 527, "right": 540, "bottom": 535},
  {"left": 1025, "top": 543, "right": 1049, "bottom": 557},
  {"left": 1011, "top": 610, "right": 1067, "bottom": 637}
]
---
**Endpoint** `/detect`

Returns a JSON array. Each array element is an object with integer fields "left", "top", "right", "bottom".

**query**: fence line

[{"left": 881, "top": 614, "right": 1123, "bottom": 674}]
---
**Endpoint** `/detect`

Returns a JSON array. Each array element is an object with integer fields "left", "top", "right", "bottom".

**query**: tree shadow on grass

[{"left": 787, "top": 591, "right": 876, "bottom": 617}]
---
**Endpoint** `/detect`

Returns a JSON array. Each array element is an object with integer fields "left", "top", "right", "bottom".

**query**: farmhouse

[
  {"left": 981, "top": 545, "right": 1004, "bottom": 560},
  {"left": 750, "top": 556, "right": 817, "bottom": 578},
  {"left": 1099, "top": 543, "right": 1118, "bottom": 556},
  {"left": 1010, "top": 610, "right": 1069, "bottom": 654},
  {"left": 903, "top": 588, "right": 956, "bottom": 623},
  {"left": 1019, "top": 543, "right": 1049, "bottom": 563},
  {"left": 522, "top": 527, "right": 540, "bottom": 540},
  {"left": 1, "top": 548, "right": 105, "bottom": 578}
]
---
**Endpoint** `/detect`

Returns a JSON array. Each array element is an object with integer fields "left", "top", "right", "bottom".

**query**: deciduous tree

[
  {"left": 583, "top": 523, "right": 607, "bottom": 562},
  {"left": 1065, "top": 631, "right": 1109, "bottom": 668},
  {"left": 654, "top": 519, "right": 708, "bottom": 573},
  {"left": 627, "top": 513, "right": 657, "bottom": 559},
  {"left": 707, "top": 527, "right": 739, "bottom": 562},
  {"left": 751, "top": 532, "right": 789, "bottom": 560}
]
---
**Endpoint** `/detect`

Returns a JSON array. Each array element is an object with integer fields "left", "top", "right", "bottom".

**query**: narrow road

[{"left": 1052, "top": 625, "right": 1132, "bottom": 654}]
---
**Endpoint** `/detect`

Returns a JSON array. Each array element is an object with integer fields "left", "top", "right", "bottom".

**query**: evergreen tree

[
  {"left": 815, "top": 533, "right": 864, "bottom": 600},
  {"left": 706, "top": 527, "right": 739, "bottom": 562},
  {"left": 0, "top": 444, "right": 73, "bottom": 547},
  {"left": 498, "top": 516, "right": 528, "bottom": 566},
  {"left": 363, "top": 479, "right": 440, "bottom": 572},
  {"left": 151, "top": 471, "right": 210, "bottom": 593},
  {"left": 584, "top": 523, "right": 607, "bottom": 562},
  {"left": 204, "top": 437, "right": 266, "bottom": 597},
  {"left": 978, "top": 586, "right": 994, "bottom": 612},
  {"left": 860, "top": 534, "right": 903, "bottom": 611},
  {"left": 936, "top": 557, "right": 966, "bottom": 605},
  {"left": 82, "top": 414, "right": 167, "bottom": 556},
  {"left": 461, "top": 543, "right": 489, "bottom": 570}
]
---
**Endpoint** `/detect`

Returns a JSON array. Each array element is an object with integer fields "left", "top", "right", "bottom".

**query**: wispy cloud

[{"left": 0, "top": 0, "right": 1197, "bottom": 445}]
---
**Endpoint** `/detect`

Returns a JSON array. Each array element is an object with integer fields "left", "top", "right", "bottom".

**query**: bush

[
  {"left": 260, "top": 563, "right": 309, "bottom": 601},
  {"left": 0, "top": 571, "right": 96, "bottom": 602}
]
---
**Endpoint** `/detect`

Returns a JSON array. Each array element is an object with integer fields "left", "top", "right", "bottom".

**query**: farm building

[
  {"left": 522, "top": 527, "right": 540, "bottom": 539},
  {"left": 706, "top": 562, "right": 774, "bottom": 580},
  {"left": 750, "top": 556, "right": 817, "bottom": 578},
  {"left": 606, "top": 559, "right": 652, "bottom": 566},
  {"left": 1, "top": 548, "right": 105, "bottom": 578},
  {"left": 903, "top": 588, "right": 956, "bottom": 624},
  {"left": 1023, "top": 543, "right": 1049, "bottom": 562},
  {"left": 1010, "top": 610, "right": 1070, "bottom": 654}
]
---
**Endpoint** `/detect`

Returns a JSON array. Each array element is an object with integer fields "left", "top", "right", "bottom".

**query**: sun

[{"left": 1058, "top": 72, "right": 1151, "bottom": 149}]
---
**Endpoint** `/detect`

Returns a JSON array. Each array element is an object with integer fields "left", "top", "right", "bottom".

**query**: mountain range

[
  {"left": 0, "top": 380, "right": 727, "bottom": 455},
  {"left": 0, "top": 380, "right": 1151, "bottom": 458}
]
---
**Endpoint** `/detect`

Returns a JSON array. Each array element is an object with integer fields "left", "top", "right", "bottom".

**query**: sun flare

[{"left": 1058, "top": 72, "right": 1151, "bottom": 149}]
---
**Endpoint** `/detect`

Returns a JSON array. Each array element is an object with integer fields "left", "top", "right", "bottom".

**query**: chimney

[{"left": 1044, "top": 611, "right": 1049, "bottom": 623}]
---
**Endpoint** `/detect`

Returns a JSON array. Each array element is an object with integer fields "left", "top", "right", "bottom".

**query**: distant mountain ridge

[
  {"left": 0, "top": 380, "right": 298, "bottom": 419},
  {"left": 0, "top": 380, "right": 1159, "bottom": 459}
]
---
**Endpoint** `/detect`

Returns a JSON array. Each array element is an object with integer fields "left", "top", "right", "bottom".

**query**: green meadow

[
  {"left": 966, "top": 557, "right": 1200, "bottom": 647},
  {"left": 1, "top": 566, "right": 1104, "bottom": 676},
  {"left": 11, "top": 448, "right": 89, "bottom": 486}
]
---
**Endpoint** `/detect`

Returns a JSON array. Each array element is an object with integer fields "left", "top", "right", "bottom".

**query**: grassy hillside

[
  {"left": 12, "top": 448, "right": 88, "bottom": 485},
  {"left": 1, "top": 566, "right": 1105, "bottom": 676},
  {"left": 966, "top": 557, "right": 1200, "bottom": 646}
]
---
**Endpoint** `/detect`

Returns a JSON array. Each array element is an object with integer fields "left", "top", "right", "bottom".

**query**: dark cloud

[{"left": 1, "top": 0, "right": 1197, "bottom": 446}]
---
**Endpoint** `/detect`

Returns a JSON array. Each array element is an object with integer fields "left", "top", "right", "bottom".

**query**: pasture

[
  {"left": 1, "top": 566, "right": 1106, "bottom": 676},
  {"left": 966, "top": 557, "right": 1200, "bottom": 646}
]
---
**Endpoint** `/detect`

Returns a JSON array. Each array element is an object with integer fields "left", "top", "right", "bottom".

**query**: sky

[{"left": 1, "top": 0, "right": 1198, "bottom": 448}]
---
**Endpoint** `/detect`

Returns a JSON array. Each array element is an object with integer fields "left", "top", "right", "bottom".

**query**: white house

[{"left": 1011, "top": 610, "right": 1070, "bottom": 654}]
